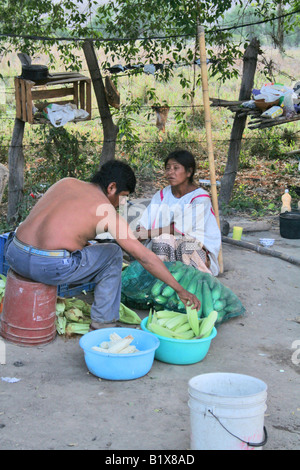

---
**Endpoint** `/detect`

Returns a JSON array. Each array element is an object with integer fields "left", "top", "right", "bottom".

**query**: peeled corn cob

[
  {"left": 110, "top": 332, "right": 122, "bottom": 342},
  {"left": 107, "top": 335, "right": 134, "bottom": 353},
  {"left": 92, "top": 333, "right": 140, "bottom": 354},
  {"left": 120, "top": 345, "right": 138, "bottom": 354},
  {"left": 92, "top": 345, "right": 110, "bottom": 353}
]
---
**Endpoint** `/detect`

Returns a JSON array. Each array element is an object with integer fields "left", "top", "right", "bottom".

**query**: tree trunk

[
  {"left": 219, "top": 38, "right": 260, "bottom": 209},
  {"left": 83, "top": 40, "right": 119, "bottom": 168},
  {"left": 7, "top": 118, "right": 25, "bottom": 226}
]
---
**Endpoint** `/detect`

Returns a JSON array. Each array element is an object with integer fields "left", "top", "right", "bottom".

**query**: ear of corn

[
  {"left": 147, "top": 308, "right": 153, "bottom": 328},
  {"left": 198, "top": 310, "right": 218, "bottom": 338},
  {"left": 165, "top": 313, "right": 188, "bottom": 331},
  {"left": 186, "top": 305, "right": 200, "bottom": 336},
  {"left": 173, "top": 329, "right": 195, "bottom": 340},
  {"left": 65, "top": 322, "right": 90, "bottom": 336},
  {"left": 148, "top": 323, "right": 175, "bottom": 338},
  {"left": 156, "top": 310, "right": 182, "bottom": 319},
  {"left": 55, "top": 315, "right": 67, "bottom": 335},
  {"left": 173, "top": 321, "right": 193, "bottom": 334}
]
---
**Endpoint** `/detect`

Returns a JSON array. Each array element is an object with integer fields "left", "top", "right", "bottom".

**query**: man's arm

[
  {"left": 135, "top": 223, "right": 174, "bottom": 241},
  {"left": 110, "top": 213, "right": 201, "bottom": 311}
]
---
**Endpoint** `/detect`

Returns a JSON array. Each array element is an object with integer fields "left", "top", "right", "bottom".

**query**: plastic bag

[
  {"left": 121, "top": 261, "right": 245, "bottom": 325},
  {"left": 43, "top": 103, "right": 89, "bottom": 127}
]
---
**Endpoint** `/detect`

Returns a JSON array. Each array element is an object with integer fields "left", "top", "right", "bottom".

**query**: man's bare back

[{"left": 16, "top": 178, "right": 111, "bottom": 252}]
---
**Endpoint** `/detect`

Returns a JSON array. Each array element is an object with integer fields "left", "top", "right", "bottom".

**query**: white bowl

[{"left": 259, "top": 238, "right": 275, "bottom": 247}]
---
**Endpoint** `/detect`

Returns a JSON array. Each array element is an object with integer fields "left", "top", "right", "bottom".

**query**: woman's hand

[
  {"left": 176, "top": 287, "right": 201, "bottom": 312},
  {"left": 134, "top": 223, "right": 175, "bottom": 241}
]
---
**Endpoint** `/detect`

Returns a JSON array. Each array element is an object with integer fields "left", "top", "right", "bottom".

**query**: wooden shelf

[
  {"left": 15, "top": 73, "right": 92, "bottom": 124},
  {"left": 210, "top": 98, "right": 300, "bottom": 130}
]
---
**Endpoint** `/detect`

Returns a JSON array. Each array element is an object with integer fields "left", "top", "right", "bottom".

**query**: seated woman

[{"left": 136, "top": 150, "right": 221, "bottom": 276}]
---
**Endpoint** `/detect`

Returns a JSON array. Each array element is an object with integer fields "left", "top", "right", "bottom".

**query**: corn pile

[
  {"left": 55, "top": 297, "right": 92, "bottom": 336},
  {"left": 146, "top": 308, "right": 217, "bottom": 340},
  {"left": 55, "top": 297, "right": 142, "bottom": 336},
  {"left": 92, "top": 332, "right": 139, "bottom": 354}
]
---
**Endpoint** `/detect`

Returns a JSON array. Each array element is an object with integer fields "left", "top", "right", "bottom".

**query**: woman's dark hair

[
  {"left": 164, "top": 149, "right": 196, "bottom": 183},
  {"left": 91, "top": 160, "right": 136, "bottom": 194}
]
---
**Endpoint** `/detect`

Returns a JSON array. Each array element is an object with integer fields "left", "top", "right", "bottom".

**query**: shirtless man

[{"left": 5, "top": 160, "right": 201, "bottom": 330}]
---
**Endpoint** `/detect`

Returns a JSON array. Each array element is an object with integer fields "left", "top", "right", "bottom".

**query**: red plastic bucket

[{"left": 0, "top": 269, "right": 57, "bottom": 346}]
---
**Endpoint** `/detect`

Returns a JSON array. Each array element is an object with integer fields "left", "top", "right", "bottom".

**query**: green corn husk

[
  {"left": 149, "top": 323, "right": 175, "bottom": 338},
  {"left": 186, "top": 305, "right": 200, "bottom": 336},
  {"left": 56, "top": 315, "right": 67, "bottom": 335},
  {"left": 156, "top": 310, "right": 181, "bottom": 319},
  {"left": 198, "top": 310, "right": 218, "bottom": 338},
  {"left": 56, "top": 298, "right": 66, "bottom": 315},
  {"left": 65, "top": 322, "right": 90, "bottom": 336},
  {"left": 173, "top": 321, "right": 193, "bottom": 334},
  {"left": 119, "top": 303, "right": 141, "bottom": 324},
  {"left": 64, "top": 307, "right": 90, "bottom": 323},
  {"left": 147, "top": 308, "right": 153, "bottom": 328},
  {"left": 165, "top": 313, "right": 188, "bottom": 331},
  {"left": 173, "top": 329, "right": 195, "bottom": 340}
]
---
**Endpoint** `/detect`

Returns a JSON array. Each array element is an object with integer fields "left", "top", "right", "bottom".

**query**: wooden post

[
  {"left": 198, "top": 25, "right": 224, "bottom": 274},
  {"left": 7, "top": 118, "right": 25, "bottom": 225},
  {"left": 83, "top": 40, "right": 119, "bottom": 167},
  {"left": 219, "top": 38, "right": 260, "bottom": 207}
]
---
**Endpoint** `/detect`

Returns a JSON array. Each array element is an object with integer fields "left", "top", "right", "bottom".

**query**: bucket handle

[{"left": 208, "top": 409, "right": 268, "bottom": 448}]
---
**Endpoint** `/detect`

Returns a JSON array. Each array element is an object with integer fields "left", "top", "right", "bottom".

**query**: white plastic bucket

[{"left": 188, "top": 373, "right": 268, "bottom": 450}]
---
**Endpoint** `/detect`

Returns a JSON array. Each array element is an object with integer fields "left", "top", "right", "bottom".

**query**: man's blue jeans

[{"left": 4, "top": 233, "right": 123, "bottom": 323}]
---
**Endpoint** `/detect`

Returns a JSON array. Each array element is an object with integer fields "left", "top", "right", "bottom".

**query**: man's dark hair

[
  {"left": 91, "top": 160, "right": 136, "bottom": 194},
  {"left": 164, "top": 149, "right": 196, "bottom": 183}
]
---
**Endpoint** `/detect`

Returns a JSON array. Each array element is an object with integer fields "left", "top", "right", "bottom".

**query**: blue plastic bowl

[
  {"left": 140, "top": 317, "right": 217, "bottom": 365},
  {"left": 79, "top": 327, "right": 160, "bottom": 380}
]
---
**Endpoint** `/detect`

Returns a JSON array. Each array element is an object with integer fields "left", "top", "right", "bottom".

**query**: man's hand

[{"left": 176, "top": 287, "right": 201, "bottom": 312}]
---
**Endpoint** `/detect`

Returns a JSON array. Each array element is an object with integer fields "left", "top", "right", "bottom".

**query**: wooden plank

[
  {"left": 248, "top": 114, "right": 300, "bottom": 129},
  {"left": 73, "top": 82, "right": 79, "bottom": 108},
  {"left": 210, "top": 98, "right": 245, "bottom": 107},
  {"left": 45, "top": 99, "right": 75, "bottom": 106},
  {"left": 86, "top": 80, "right": 92, "bottom": 117},
  {"left": 79, "top": 81, "right": 85, "bottom": 110},
  {"left": 14, "top": 78, "right": 21, "bottom": 120},
  {"left": 31, "top": 87, "right": 75, "bottom": 100},
  {"left": 48, "top": 72, "right": 84, "bottom": 78},
  {"left": 42, "top": 77, "right": 90, "bottom": 86},
  {"left": 20, "top": 80, "right": 27, "bottom": 121},
  {"left": 25, "top": 81, "right": 33, "bottom": 124}
]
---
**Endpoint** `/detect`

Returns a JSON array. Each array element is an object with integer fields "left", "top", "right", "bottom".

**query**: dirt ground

[{"left": 0, "top": 215, "right": 299, "bottom": 451}]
